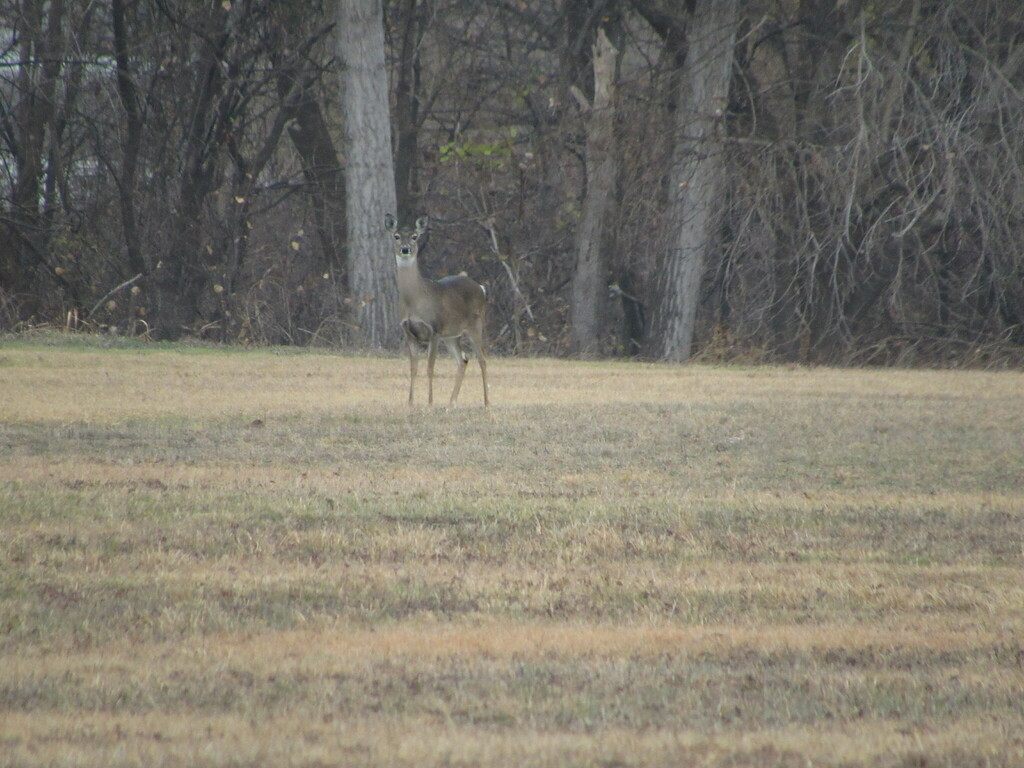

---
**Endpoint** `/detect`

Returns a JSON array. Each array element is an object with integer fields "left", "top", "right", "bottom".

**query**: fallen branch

[{"left": 89, "top": 273, "right": 143, "bottom": 318}]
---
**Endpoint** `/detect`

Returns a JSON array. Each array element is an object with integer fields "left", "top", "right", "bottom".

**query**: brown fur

[{"left": 386, "top": 213, "right": 489, "bottom": 407}]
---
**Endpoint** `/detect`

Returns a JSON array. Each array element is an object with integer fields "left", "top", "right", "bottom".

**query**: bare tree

[
  {"left": 269, "top": 6, "right": 346, "bottom": 283},
  {"left": 642, "top": 0, "right": 738, "bottom": 361},
  {"left": 390, "top": 0, "right": 427, "bottom": 222},
  {"left": 713, "top": 0, "right": 1024, "bottom": 363},
  {"left": 570, "top": 27, "right": 618, "bottom": 356},
  {"left": 110, "top": 0, "right": 144, "bottom": 280},
  {"left": 0, "top": 0, "right": 67, "bottom": 303},
  {"left": 339, "top": 0, "right": 398, "bottom": 348},
  {"left": 1, "top": 0, "right": 1021, "bottom": 364}
]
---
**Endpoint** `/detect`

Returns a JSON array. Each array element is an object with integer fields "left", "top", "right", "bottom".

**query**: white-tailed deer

[{"left": 385, "top": 213, "right": 489, "bottom": 407}]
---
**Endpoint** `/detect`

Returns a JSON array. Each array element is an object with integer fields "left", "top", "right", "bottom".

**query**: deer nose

[{"left": 400, "top": 246, "right": 411, "bottom": 255}]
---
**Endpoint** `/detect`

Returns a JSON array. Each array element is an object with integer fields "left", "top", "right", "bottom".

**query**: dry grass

[{"left": 1, "top": 336, "right": 1023, "bottom": 767}]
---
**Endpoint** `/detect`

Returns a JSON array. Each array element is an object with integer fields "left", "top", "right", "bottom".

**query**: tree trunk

[
  {"left": 285, "top": 95, "right": 347, "bottom": 280},
  {"left": 0, "top": 0, "right": 65, "bottom": 303},
  {"left": 111, "top": 0, "right": 146, "bottom": 279},
  {"left": 149, "top": 5, "right": 232, "bottom": 340},
  {"left": 269, "top": 16, "right": 347, "bottom": 282},
  {"left": 393, "top": 0, "right": 425, "bottom": 222},
  {"left": 570, "top": 27, "right": 618, "bottom": 356},
  {"left": 338, "top": 0, "right": 398, "bottom": 348},
  {"left": 647, "top": 0, "right": 737, "bottom": 362}
]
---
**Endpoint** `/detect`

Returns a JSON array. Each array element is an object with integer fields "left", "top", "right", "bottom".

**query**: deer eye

[
  {"left": 393, "top": 234, "right": 401, "bottom": 240},
  {"left": 411, "top": 234, "right": 418, "bottom": 241}
]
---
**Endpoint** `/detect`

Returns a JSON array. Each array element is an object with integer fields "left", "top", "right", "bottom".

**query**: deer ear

[
  {"left": 415, "top": 215, "right": 429, "bottom": 234},
  {"left": 384, "top": 213, "right": 397, "bottom": 231}
]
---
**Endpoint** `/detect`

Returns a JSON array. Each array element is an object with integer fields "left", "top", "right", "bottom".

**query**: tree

[
  {"left": 390, "top": 0, "right": 427, "bottom": 222},
  {"left": 142, "top": 1, "right": 316, "bottom": 339},
  {"left": 2, "top": 0, "right": 1022, "bottom": 364},
  {"left": 569, "top": 26, "right": 618, "bottom": 356},
  {"left": 110, "top": 0, "right": 144, "bottom": 281},
  {"left": 640, "top": 0, "right": 738, "bottom": 361},
  {"left": 0, "top": 0, "right": 68, "bottom": 307},
  {"left": 269, "top": 5, "right": 348, "bottom": 310},
  {"left": 133, "top": 1, "right": 344, "bottom": 342},
  {"left": 338, "top": 0, "right": 398, "bottom": 348}
]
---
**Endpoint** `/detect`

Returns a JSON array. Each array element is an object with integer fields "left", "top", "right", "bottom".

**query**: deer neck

[{"left": 396, "top": 257, "right": 431, "bottom": 304}]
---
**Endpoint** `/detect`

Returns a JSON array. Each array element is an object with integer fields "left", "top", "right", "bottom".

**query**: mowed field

[{"left": 1, "top": 337, "right": 1022, "bottom": 767}]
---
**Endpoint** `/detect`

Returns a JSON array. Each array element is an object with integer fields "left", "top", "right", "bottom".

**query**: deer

[{"left": 385, "top": 213, "right": 490, "bottom": 407}]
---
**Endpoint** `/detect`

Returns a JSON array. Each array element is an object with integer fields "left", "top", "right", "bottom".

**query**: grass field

[{"left": 1, "top": 335, "right": 1022, "bottom": 767}]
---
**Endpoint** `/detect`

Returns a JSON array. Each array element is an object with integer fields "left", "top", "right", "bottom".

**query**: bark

[
  {"left": 570, "top": 27, "right": 618, "bottom": 356},
  {"left": 338, "top": 0, "right": 398, "bottom": 348},
  {"left": 269, "top": 15, "right": 346, "bottom": 280},
  {"left": 393, "top": 0, "right": 425, "bottom": 222},
  {"left": 284, "top": 93, "right": 347, "bottom": 279},
  {"left": 111, "top": 0, "right": 146, "bottom": 278},
  {"left": 648, "top": 0, "right": 737, "bottom": 361}
]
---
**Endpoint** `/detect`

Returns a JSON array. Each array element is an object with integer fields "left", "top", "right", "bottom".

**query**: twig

[
  {"left": 89, "top": 273, "right": 143, "bottom": 318},
  {"left": 500, "top": 258, "right": 535, "bottom": 321}
]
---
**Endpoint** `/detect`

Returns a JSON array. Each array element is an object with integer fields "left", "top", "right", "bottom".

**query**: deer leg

[
  {"left": 406, "top": 339, "right": 419, "bottom": 406},
  {"left": 426, "top": 337, "right": 439, "bottom": 406},
  {"left": 446, "top": 339, "right": 469, "bottom": 407},
  {"left": 478, "top": 351, "right": 489, "bottom": 407},
  {"left": 467, "top": 329, "right": 489, "bottom": 407}
]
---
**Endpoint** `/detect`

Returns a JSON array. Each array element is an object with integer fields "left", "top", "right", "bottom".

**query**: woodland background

[{"left": 2, "top": 0, "right": 1023, "bottom": 364}]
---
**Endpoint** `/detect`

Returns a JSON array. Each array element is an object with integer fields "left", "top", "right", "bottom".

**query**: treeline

[{"left": 2, "top": 0, "right": 1023, "bottom": 364}]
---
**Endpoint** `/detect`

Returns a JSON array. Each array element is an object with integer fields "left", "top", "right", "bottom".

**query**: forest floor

[{"left": 1, "top": 334, "right": 1023, "bottom": 767}]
